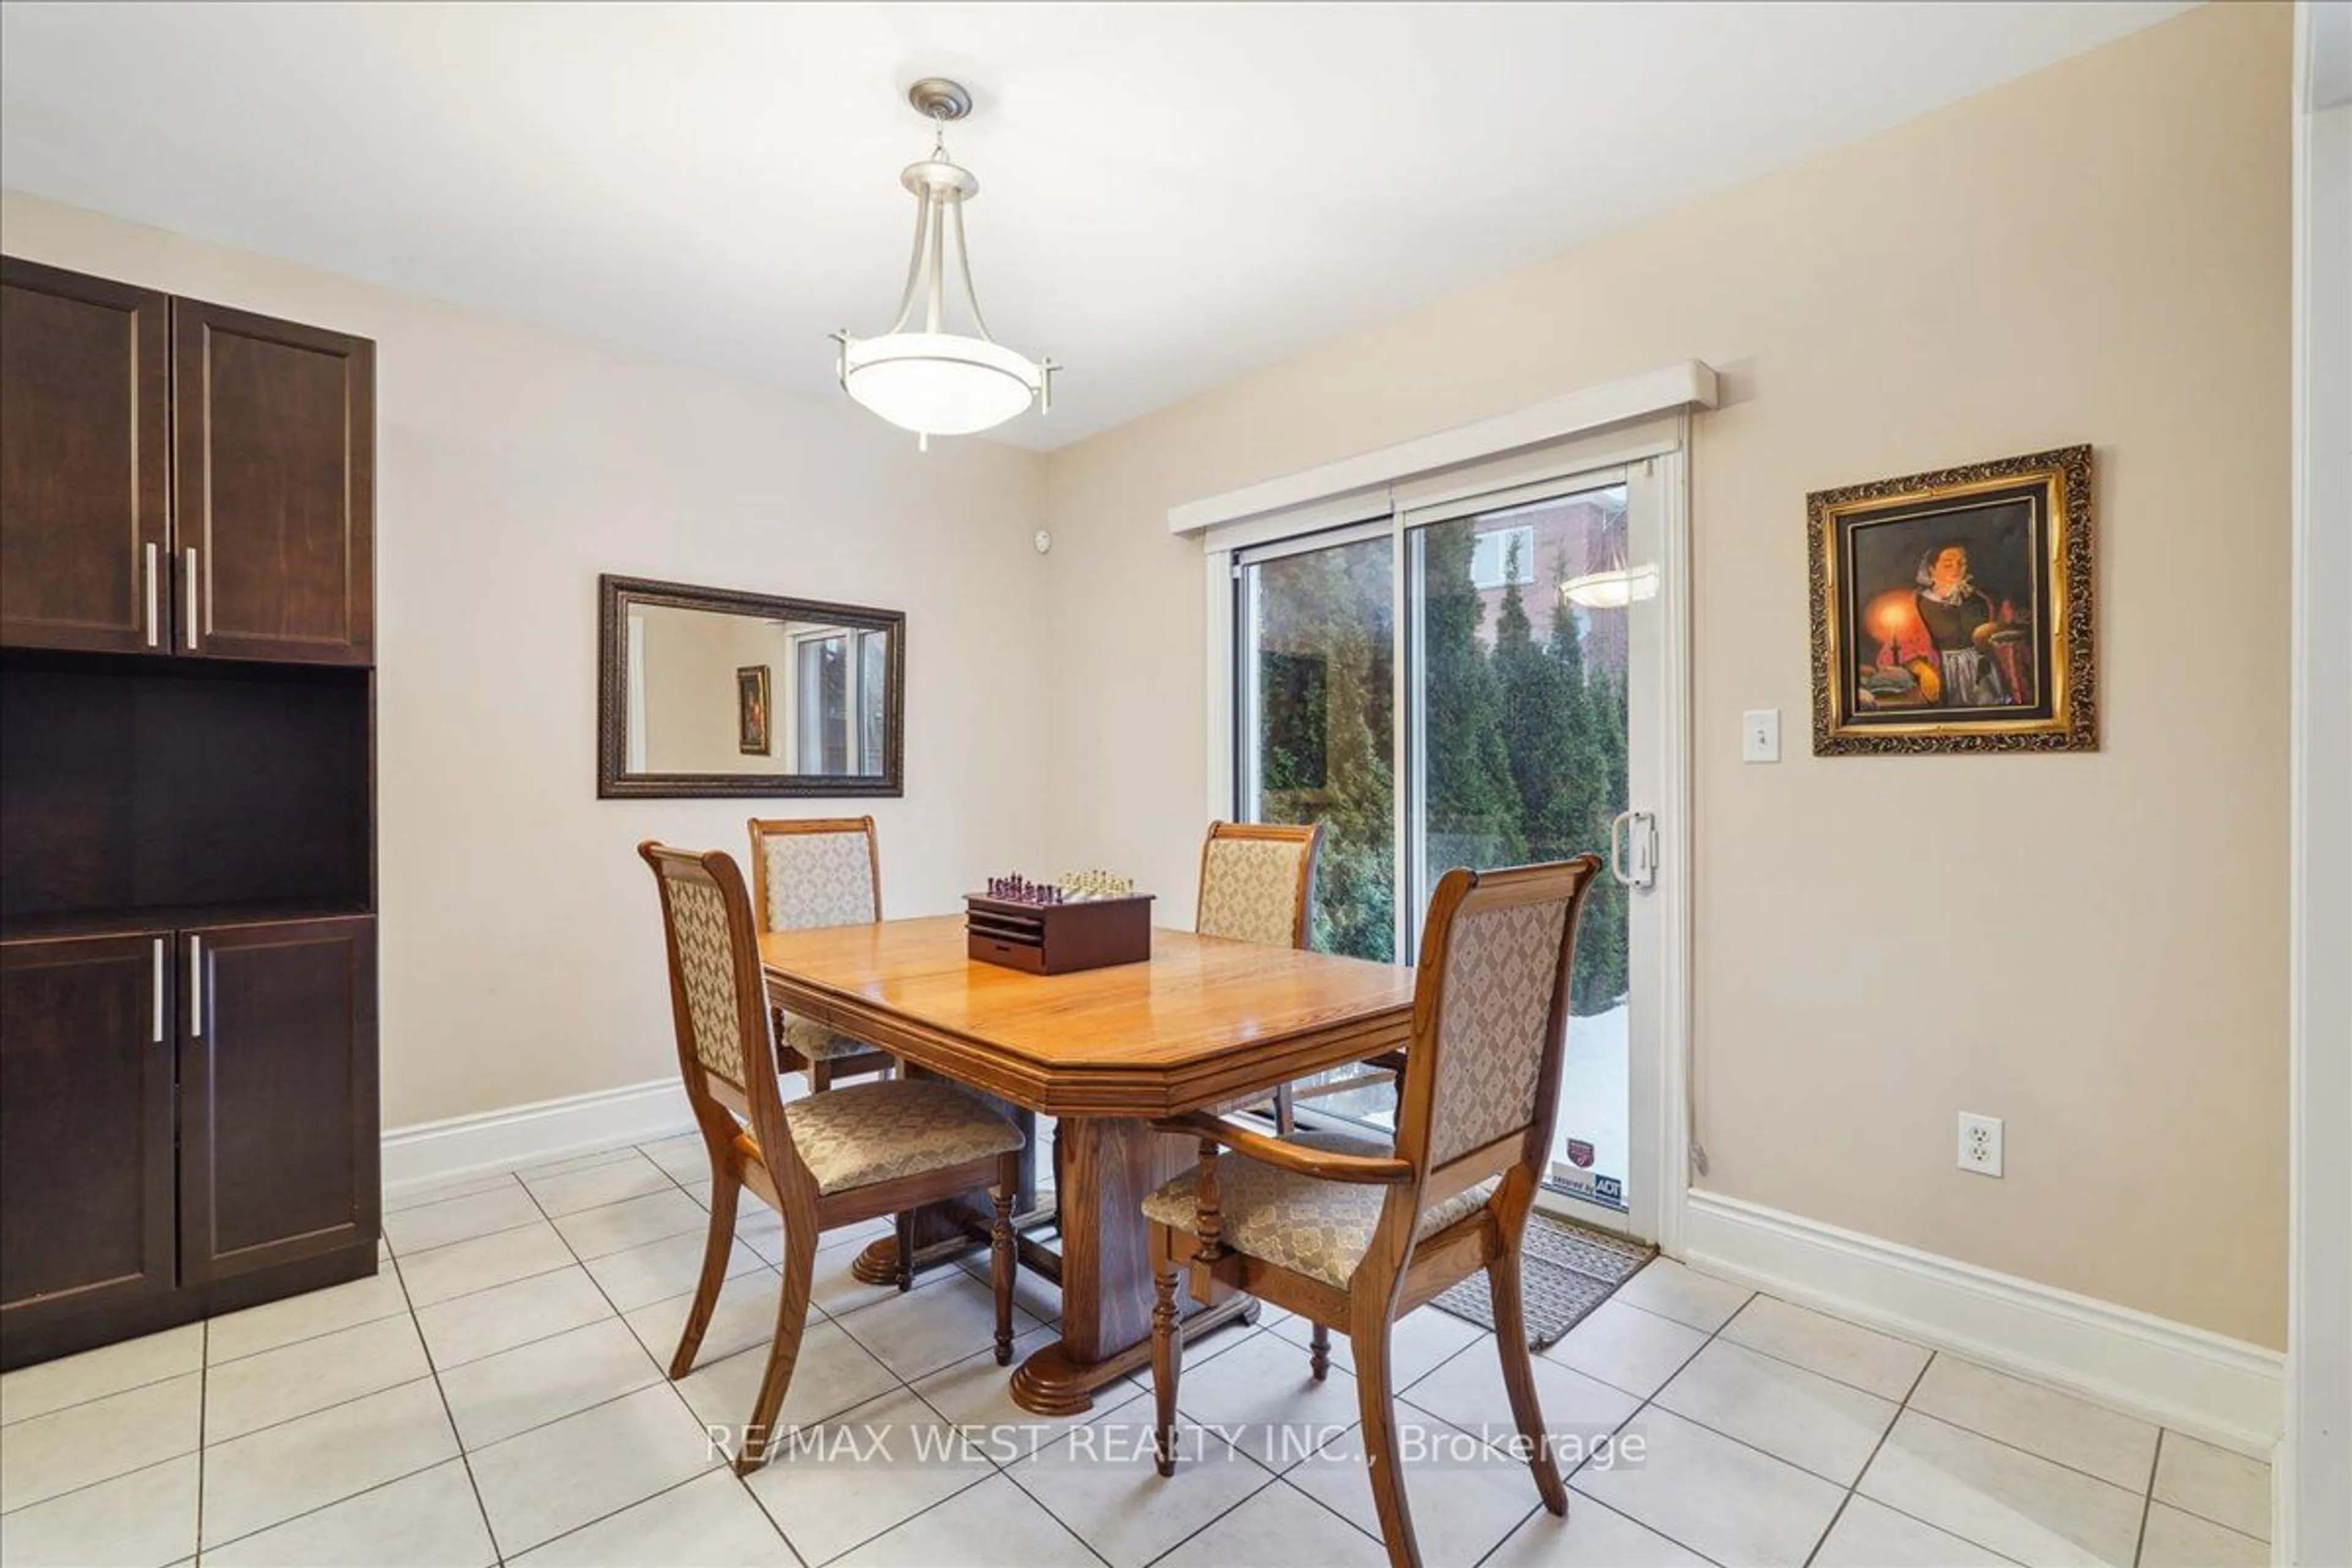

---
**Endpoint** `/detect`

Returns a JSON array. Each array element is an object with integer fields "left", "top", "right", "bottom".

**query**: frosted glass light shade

[
  {"left": 841, "top": 331, "right": 1041, "bottom": 436},
  {"left": 1561, "top": 562, "right": 1660, "bottom": 609}
]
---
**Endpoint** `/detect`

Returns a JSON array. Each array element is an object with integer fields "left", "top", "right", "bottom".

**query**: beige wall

[
  {"left": 1039, "top": 2, "right": 2291, "bottom": 1346},
  {"left": 0, "top": 0, "right": 2291, "bottom": 1346},
  {"left": 633, "top": 606, "right": 787, "bottom": 774},
  {"left": 0, "top": 188, "right": 1052, "bottom": 1130}
]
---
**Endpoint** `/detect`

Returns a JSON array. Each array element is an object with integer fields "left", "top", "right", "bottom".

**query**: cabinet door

[
  {"left": 179, "top": 917, "right": 377, "bottom": 1285},
  {"left": 0, "top": 934, "right": 176, "bottom": 1339},
  {"left": 0, "top": 258, "right": 171, "bottom": 654},
  {"left": 173, "top": 300, "right": 374, "bottom": 665}
]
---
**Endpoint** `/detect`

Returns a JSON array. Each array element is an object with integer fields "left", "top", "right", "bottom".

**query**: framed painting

[
  {"left": 1808, "top": 445, "right": 2095, "bottom": 754},
  {"left": 736, "top": 663, "right": 772, "bottom": 756}
]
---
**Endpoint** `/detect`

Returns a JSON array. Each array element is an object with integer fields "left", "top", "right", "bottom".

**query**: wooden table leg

[{"left": 1009, "top": 1115, "right": 1257, "bottom": 1416}]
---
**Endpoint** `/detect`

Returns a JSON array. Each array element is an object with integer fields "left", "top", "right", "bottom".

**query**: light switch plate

[{"left": 1742, "top": 709, "right": 1781, "bottom": 763}]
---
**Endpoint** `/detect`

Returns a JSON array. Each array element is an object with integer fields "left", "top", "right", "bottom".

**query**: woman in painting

[{"left": 1911, "top": 543, "right": 2008, "bottom": 707}]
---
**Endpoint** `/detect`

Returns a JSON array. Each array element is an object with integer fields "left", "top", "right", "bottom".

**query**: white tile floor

[{"left": 0, "top": 1135, "right": 2275, "bottom": 1568}]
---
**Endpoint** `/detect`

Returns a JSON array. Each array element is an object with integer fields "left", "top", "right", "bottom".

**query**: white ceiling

[{"left": 0, "top": 1, "right": 2190, "bottom": 449}]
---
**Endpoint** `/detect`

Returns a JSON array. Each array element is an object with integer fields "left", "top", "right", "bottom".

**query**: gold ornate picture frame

[{"left": 1808, "top": 445, "right": 2095, "bottom": 755}]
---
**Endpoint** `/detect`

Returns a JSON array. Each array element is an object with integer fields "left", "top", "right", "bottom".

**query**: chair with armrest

[
  {"left": 1143, "top": 855, "right": 1603, "bottom": 1568},
  {"left": 641, "top": 840, "right": 1023, "bottom": 1474},
  {"left": 748, "top": 816, "right": 897, "bottom": 1093}
]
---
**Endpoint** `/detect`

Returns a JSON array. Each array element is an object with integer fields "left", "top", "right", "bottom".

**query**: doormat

[{"left": 1430, "top": 1212, "right": 1656, "bottom": 1349}]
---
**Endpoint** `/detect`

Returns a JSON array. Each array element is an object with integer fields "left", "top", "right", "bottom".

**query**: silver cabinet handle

[
  {"left": 151, "top": 937, "right": 165, "bottom": 1043},
  {"left": 144, "top": 543, "right": 159, "bottom": 648},
  {"left": 188, "top": 935, "right": 202, "bottom": 1038},
  {"left": 184, "top": 547, "right": 199, "bottom": 650}
]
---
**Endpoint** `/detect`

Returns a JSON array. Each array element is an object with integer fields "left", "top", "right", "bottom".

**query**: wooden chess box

[{"left": 965, "top": 892, "right": 1155, "bottom": 975}]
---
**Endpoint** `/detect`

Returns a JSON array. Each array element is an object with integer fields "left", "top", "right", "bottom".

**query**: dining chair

[
  {"left": 748, "top": 816, "right": 896, "bottom": 1093},
  {"left": 1194, "top": 820, "right": 1323, "bottom": 1133},
  {"left": 641, "top": 841, "right": 1023, "bottom": 1474},
  {"left": 1143, "top": 855, "right": 1603, "bottom": 1568}
]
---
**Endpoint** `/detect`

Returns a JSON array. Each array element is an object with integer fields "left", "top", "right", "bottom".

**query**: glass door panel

[
  {"left": 1408, "top": 481, "right": 1642, "bottom": 1219},
  {"left": 1237, "top": 529, "right": 1396, "bottom": 960},
  {"left": 1236, "top": 528, "right": 1401, "bottom": 1126}
]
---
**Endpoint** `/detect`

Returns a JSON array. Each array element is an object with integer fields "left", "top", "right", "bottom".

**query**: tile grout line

[
  {"left": 186, "top": 1257, "right": 499, "bottom": 1561},
  {"left": 1166, "top": 1329, "right": 1485, "bottom": 1561},
  {"left": 1132, "top": 1469, "right": 1285, "bottom": 1568},
  {"left": 1799, "top": 1341, "right": 1944, "bottom": 1568},
  {"left": 1543, "top": 1284, "right": 1997, "bottom": 1566},
  {"left": 527, "top": 1137, "right": 938, "bottom": 1566},
  {"left": 986, "top": 1382, "right": 1280, "bottom": 1568},
  {"left": 1627, "top": 1285, "right": 2176, "bottom": 1503},
  {"left": 638, "top": 1126, "right": 822, "bottom": 1568},
  {"left": 384, "top": 1218, "right": 505, "bottom": 1568},
  {"left": 2133, "top": 1430, "right": 2165, "bottom": 1568},
  {"left": 498, "top": 1144, "right": 755, "bottom": 1565},
  {"left": 1608, "top": 1287, "right": 1920, "bottom": 1404},
  {"left": 192, "top": 1317, "right": 208, "bottom": 1562}
]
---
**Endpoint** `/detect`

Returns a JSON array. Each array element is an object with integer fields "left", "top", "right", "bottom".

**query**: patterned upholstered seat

[
  {"left": 765, "top": 1078, "right": 1025, "bottom": 1196},
  {"left": 778, "top": 1016, "right": 875, "bottom": 1061},
  {"left": 1141, "top": 1131, "right": 1494, "bottom": 1287}
]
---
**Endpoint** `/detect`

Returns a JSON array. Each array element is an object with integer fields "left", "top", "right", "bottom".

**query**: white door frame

[
  {"left": 1199, "top": 420, "right": 1697, "bottom": 1256},
  {"left": 2285, "top": 4, "right": 2350, "bottom": 1561}
]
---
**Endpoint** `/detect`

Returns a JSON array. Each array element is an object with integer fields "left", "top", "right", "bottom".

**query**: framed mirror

[{"left": 597, "top": 574, "right": 905, "bottom": 799}]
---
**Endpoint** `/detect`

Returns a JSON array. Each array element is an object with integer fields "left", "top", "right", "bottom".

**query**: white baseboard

[
  {"left": 1681, "top": 1190, "right": 2286, "bottom": 1458},
  {"left": 382, "top": 1078, "right": 695, "bottom": 1199}
]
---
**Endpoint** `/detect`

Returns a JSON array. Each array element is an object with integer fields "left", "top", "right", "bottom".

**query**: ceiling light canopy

[{"left": 833, "top": 78, "right": 1055, "bottom": 447}]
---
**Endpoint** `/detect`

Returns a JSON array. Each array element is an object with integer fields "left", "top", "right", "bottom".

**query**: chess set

[{"left": 968, "top": 869, "right": 1153, "bottom": 975}]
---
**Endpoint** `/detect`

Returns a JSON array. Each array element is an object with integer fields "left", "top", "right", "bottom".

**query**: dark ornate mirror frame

[{"left": 597, "top": 573, "right": 907, "bottom": 800}]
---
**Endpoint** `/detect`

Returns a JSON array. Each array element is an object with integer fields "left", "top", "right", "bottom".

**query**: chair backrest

[
  {"left": 748, "top": 816, "right": 881, "bottom": 934},
  {"left": 1392, "top": 856, "right": 1602, "bottom": 1205},
  {"left": 1194, "top": 820, "right": 1322, "bottom": 949},
  {"left": 640, "top": 841, "right": 793, "bottom": 1167}
]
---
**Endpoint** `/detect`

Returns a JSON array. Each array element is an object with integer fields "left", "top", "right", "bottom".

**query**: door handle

[
  {"left": 152, "top": 938, "right": 165, "bottom": 1043},
  {"left": 187, "top": 936, "right": 202, "bottom": 1038},
  {"left": 184, "top": 548, "right": 200, "bottom": 650},
  {"left": 1610, "top": 810, "right": 1657, "bottom": 889},
  {"left": 144, "top": 543, "right": 159, "bottom": 648}
]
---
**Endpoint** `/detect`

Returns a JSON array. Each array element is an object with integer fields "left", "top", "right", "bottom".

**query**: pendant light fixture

[
  {"left": 833, "top": 78, "right": 1055, "bottom": 448},
  {"left": 1561, "top": 560, "right": 1660, "bottom": 609}
]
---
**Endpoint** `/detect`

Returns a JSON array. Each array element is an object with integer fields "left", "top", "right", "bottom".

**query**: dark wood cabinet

[
  {"left": 173, "top": 302, "right": 374, "bottom": 664},
  {"left": 0, "top": 258, "right": 172, "bottom": 654},
  {"left": 1, "top": 262, "right": 374, "bottom": 666},
  {"left": 0, "top": 258, "right": 380, "bottom": 1370},
  {"left": 0, "top": 933, "right": 178, "bottom": 1343},
  {"left": 179, "top": 917, "right": 378, "bottom": 1286}
]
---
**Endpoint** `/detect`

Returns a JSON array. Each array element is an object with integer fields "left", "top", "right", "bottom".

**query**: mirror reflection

[
  {"left": 599, "top": 576, "right": 903, "bottom": 797},
  {"left": 624, "top": 605, "right": 889, "bottom": 777}
]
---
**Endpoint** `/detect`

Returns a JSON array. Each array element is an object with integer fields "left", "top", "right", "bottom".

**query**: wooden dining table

[{"left": 759, "top": 913, "right": 1415, "bottom": 1415}]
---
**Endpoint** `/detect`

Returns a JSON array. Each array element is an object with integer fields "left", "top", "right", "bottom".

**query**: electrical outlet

[{"left": 1958, "top": 1112, "right": 2003, "bottom": 1177}]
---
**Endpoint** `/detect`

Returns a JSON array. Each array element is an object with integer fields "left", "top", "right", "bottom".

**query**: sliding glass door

[
  {"left": 1407, "top": 478, "right": 1653, "bottom": 1230},
  {"left": 1232, "top": 464, "right": 1670, "bottom": 1240}
]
